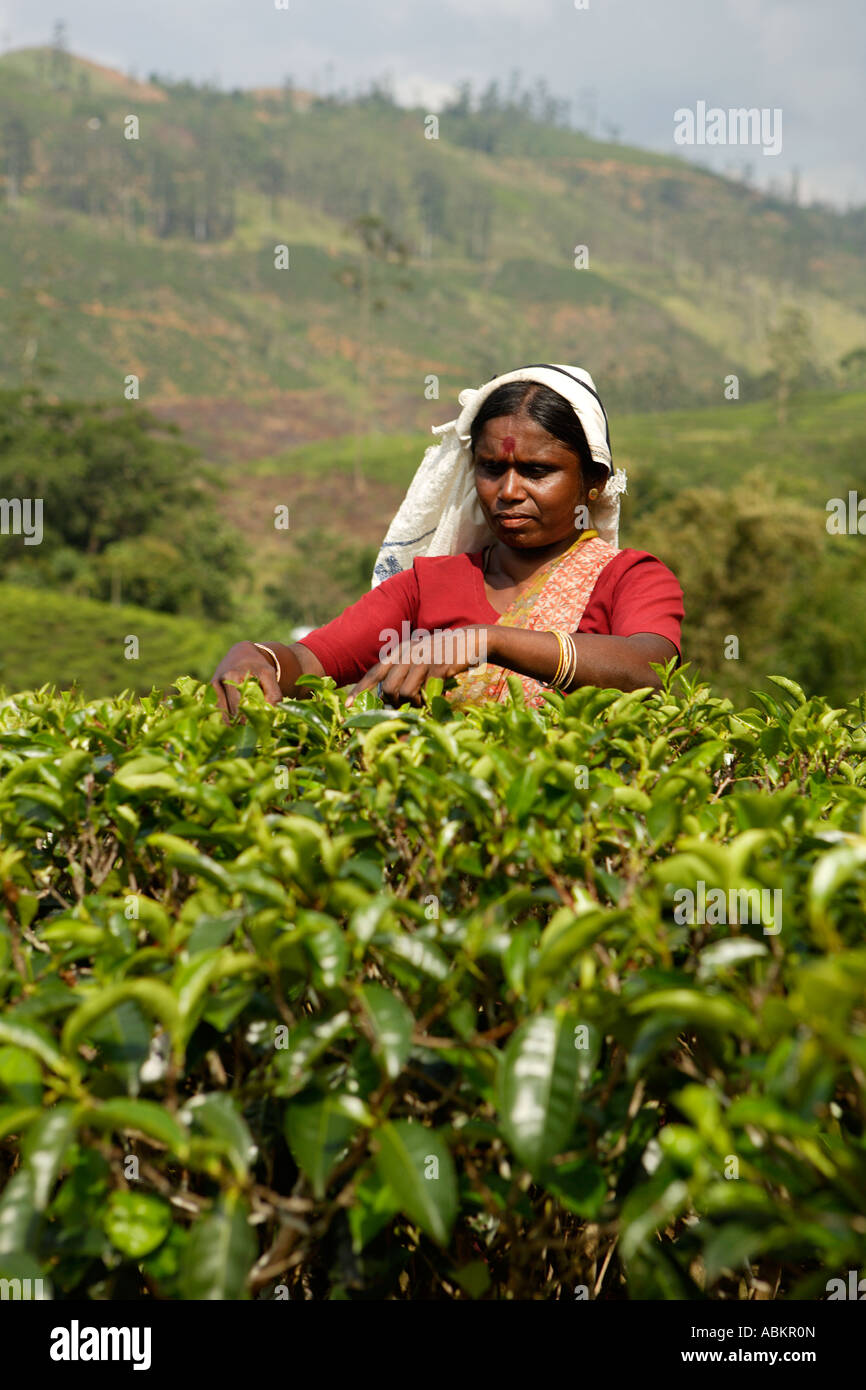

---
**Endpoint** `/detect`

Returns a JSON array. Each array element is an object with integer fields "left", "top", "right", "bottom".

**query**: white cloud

[{"left": 391, "top": 72, "right": 457, "bottom": 111}]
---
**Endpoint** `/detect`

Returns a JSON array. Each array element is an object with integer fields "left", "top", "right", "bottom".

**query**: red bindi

[{"left": 500, "top": 435, "right": 516, "bottom": 457}]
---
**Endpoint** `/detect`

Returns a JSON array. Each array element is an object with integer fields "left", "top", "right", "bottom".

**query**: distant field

[
  {"left": 0, "top": 584, "right": 233, "bottom": 700},
  {"left": 238, "top": 387, "right": 866, "bottom": 515},
  {"left": 244, "top": 430, "right": 429, "bottom": 484},
  {"left": 614, "top": 387, "right": 866, "bottom": 512}
]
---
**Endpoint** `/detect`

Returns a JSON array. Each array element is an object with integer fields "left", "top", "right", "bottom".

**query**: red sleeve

[
  {"left": 297, "top": 567, "right": 420, "bottom": 687},
  {"left": 581, "top": 550, "right": 684, "bottom": 659}
]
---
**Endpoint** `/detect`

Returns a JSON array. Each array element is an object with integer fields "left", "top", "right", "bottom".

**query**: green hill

[
  {"left": 1, "top": 45, "right": 865, "bottom": 447},
  {"left": 0, "top": 584, "right": 233, "bottom": 699}
]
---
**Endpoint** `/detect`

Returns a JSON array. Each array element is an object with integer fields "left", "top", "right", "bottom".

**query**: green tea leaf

[
  {"left": 374, "top": 1120, "right": 457, "bottom": 1246},
  {"left": 180, "top": 1093, "right": 257, "bottom": 1179},
  {"left": 179, "top": 1192, "right": 255, "bottom": 1300},
  {"left": 104, "top": 1190, "right": 172, "bottom": 1259},
  {"left": 284, "top": 1095, "right": 359, "bottom": 1198},
  {"left": 22, "top": 1106, "right": 76, "bottom": 1210},
  {"left": 497, "top": 1012, "right": 582, "bottom": 1173},
  {"left": 359, "top": 984, "right": 413, "bottom": 1080},
  {"left": 0, "top": 1046, "right": 43, "bottom": 1106},
  {"left": 86, "top": 1099, "right": 190, "bottom": 1158}
]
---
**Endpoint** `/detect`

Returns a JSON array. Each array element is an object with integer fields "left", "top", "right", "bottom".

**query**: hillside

[
  {"left": 0, "top": 584, "right": 233, "bottom": 700},
  {"left": 1, "top": 46, "right": 865, "bottom": 448}
]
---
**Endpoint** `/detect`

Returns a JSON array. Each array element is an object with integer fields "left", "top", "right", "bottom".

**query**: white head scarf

[{"left": 372, "top": 363, "right": 628, "bottom": 585}]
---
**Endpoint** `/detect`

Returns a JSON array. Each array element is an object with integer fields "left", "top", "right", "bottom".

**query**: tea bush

[{"left": 1, "top": 668, "right": 865, "bottom": 1300}]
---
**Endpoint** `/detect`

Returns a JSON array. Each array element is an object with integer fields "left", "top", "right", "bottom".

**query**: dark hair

[{"left": 469, "top": 381, "right": 609, "bottom": 491}]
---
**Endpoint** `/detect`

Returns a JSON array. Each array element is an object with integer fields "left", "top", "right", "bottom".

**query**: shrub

[
  {"left": 0, "top": 388, "right": 249, "bottom": 622},
  {"left": 0, "top": 669, "right": 865, "bottom": 1300}
]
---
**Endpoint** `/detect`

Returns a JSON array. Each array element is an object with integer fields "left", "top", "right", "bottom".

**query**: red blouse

[{"left": 299, "top": 548, "right": 684, "bottom": 688}]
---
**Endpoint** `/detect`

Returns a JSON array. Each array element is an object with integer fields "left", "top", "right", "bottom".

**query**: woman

[{"left": 211, "top": 363, "right": 683, "bottom": 719}]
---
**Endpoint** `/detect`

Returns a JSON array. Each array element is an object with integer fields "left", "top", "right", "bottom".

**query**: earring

[{"left": 588, "top": 487, "right": 599, "bottom": 500}]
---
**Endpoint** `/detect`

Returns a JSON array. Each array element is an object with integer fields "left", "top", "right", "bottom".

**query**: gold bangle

[
  {"left": 547, "top": 631, "right": 579, "bottom": 691},
  {"left": 547, "top": 629, "right": 569, "bottom": 687},
  {"left": 559, "top": 633, "right": 578, "bottom": 692},
  {"left": 252, "top": 642, "right": 282, "bottom": 687},
  {"left": 549, "top": 629, "right": 566, "bottom": 686}
]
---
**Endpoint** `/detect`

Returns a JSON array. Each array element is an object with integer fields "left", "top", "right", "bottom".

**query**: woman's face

[{"left": 473, "top": 413, "right": 590, "bottom": 550}]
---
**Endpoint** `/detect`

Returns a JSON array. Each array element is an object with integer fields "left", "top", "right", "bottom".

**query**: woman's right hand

[{"left": 210, "top": 641, "right": 283, "bottom": 723}]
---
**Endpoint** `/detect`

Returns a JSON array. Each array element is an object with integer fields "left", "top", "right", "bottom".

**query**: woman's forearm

[
  {"left": 258, "top": 641, "right": 325, "bottom": 698},
  {"left": 485, "top": 626, "right": 668, "bottom": 692}
]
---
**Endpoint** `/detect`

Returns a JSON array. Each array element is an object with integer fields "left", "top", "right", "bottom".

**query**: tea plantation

[{"left": 1, "top": 667, "right": 865, "bottom": 1300}]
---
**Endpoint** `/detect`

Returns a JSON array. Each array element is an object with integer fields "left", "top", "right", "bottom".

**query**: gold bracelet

[
  {"left": 547, "top": 629, "right": 569, "bottom": 687},
  {"left": 559, "top": 633, "right": 578, "bottom": 692},
  {"left": 558, "top": 632, "right": 573, "bottom": 688},
  {"left": 547, "top": 631, "right": 579, "bottom": 691},
  {"left": 549, "top": 629, "right": 566, "bottom": 686},
  {"left": 252, "top": 642, "right": 282, "bottom": 686}
]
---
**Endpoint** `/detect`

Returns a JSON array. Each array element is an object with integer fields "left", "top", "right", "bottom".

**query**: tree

[
  {"left": 838, "top": 345, "right": 866, "bottom": 390},
  {"left": 629, "top": 480, "right": 825, "bottom": 698},
  {"left": 259, "top": 155, "right": 287, "bottom": 224},
  {"left": 413, "top": 166, "right": 448, "bottom": 259},
  {"left": 446, "top": 80, "right": 472, "bottom": 118},
  {"left": 50, "top": 20, "right": 71, "bottom": 90},
  {"left": 766, "top": 306, "right": 812, "bottom": 425},
  {"left": 0, "top": 388, "right": 249, "bottom": 619},
  {"left": 263, "top": 526, "right": 378, "bottom": 627},
  {"left": 627, "top": 476, "right": 866, "bottom": 705},
  {"left": 337, "top": 215, "right": 411, "bottom": 493},
  {"left": 2, "top": 116, "right": 33, "bottom": 206}
]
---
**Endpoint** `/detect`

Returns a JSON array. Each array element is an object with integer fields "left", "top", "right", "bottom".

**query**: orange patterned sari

[{"left": 447, "top": 530, "right": 619, "bottom": 707}]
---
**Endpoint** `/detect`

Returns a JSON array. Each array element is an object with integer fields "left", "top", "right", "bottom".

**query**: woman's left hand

[{"left": 347, "top": 625, "right": 492, "bottom": 707}]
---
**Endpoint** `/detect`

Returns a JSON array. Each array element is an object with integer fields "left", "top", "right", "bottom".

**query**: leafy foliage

[
  {"left": 0, "top": 388, "right": 249, "bottom": 620},
  {"left": 631, "top": 481, "right": 866, "bottom": 705},
  {"left": 262, "top": 526, "right": 379, "bottom": 629},
  {"left": 1, "top": 667, "right": 865, "bottom": 1300}
]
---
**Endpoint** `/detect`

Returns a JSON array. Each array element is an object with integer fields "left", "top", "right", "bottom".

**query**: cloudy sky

[{"left": 2, "top": 0, "right": 863, "bottom": 208}]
